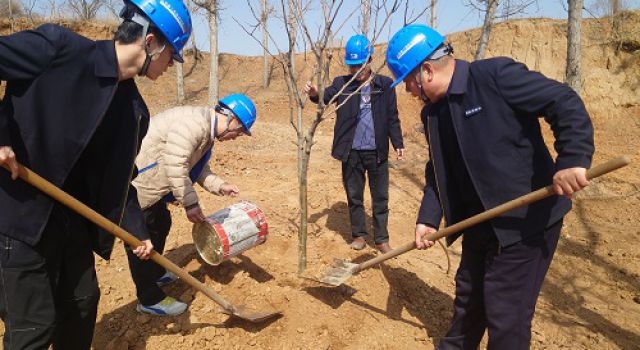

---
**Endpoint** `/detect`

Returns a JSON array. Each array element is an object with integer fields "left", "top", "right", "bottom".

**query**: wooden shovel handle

[
  {"left": 357, "top": 156, "right": 631, "bottom": 272},
  {"left": 2, "top": 163, "right": 236, "bottom": 312}
]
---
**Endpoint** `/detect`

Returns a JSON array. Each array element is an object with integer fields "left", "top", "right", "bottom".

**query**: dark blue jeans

[
  {"left": 0, "top": 205, "right": 100, "bottom": 350},
  {"left": 438, "top": 219, "right": 563, "bottom": 350},
  {"left": 341, "top": 150, "right": 389, "bottom": 244}
]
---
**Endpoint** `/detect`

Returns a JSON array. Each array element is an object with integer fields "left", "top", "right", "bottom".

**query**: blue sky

[
  {"left": 191, "top": 0, "right": 637, "bottom": 56},
  {"left": 39, "top": 0, "right": 637, "bottom": 56}
]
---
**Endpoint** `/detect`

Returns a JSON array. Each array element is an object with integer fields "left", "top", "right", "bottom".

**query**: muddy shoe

[
  {"left": 136, "top": 296, "right": 187, "bottom": 316},
  {"left": 350, "top": 237, "right": 366, "bottom": 250},
  {"left": 376, "top": 242, "right": 392, "bottom": 253}
]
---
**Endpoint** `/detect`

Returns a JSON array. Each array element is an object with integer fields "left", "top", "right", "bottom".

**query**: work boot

[
  {"left": 136, "top": 296, "right": 188, "bottom": 316},
  {"left": 350, "top": 237, "right": 366, "bottom": 250},
  {"left": 376, "top": 242, "right": 392, "bottom": 254},
  {"left": 156, "top": 271, "right": 179, "bottom": 287}
]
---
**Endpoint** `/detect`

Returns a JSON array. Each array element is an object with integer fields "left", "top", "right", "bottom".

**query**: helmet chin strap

[
  {"left": 212, "top": 114, "right": 218, "bottom": 139},
  {"left": 214, "top": 111, "right": 234, "bottom": 139},
  {"left": 139, "top": 42, "right": 166, "bottom": 77},
  {"left": 139, "top": 46, "right": 153, "bottom": 77},
  {"left": 126, "top": 8, "right": 166, "bottom": 77}
]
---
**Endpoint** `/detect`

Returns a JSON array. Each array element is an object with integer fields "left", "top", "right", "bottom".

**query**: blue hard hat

[
  {"left": 126, "top": 0, "right": 192, "bottom": 63},
  {"left": 345, "top": 34, "right": 374, "bottom": 66},
  {"left": 386, "top": 24, "right": 445, "bottom": 87},
  {"left": 219, "top": 94, "right": 257, "bottom": 136}
]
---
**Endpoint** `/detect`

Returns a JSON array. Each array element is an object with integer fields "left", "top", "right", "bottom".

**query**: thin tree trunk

[
  {"left": 8, "top": 0, "right": 14, "bottom": 32},
  {"left": 187, "top": 0, "right": 200, "bottom": 61},
  {"left": 430, "top": 0, "right": 437, "bottom": 28},
  {"left": 475, "top": 0, "right": 499, "bottom": 60},
  {"left": 208, "top": 0, "right": 219, "bottom": 105},
  {"left": 176, "top": 62, "right": 185, "bottom": 104},
  {"left": 262, "top": 0, "right": 269, "bottom": 88},
  {"left": 191, "top": 35, "right": 200, "bottom": 61},
  {"left": 611, "top": 0, "right": 621, "bottom": 35},
  {"left": 361, "top": 0, "right": 370, "bottom": 35},
  {"left": 566, "top": 0, "right": 582, "bottom": 93},
  {"left": 288, "top": 0, "right": 296, "bottom": 74},
  {"left": 47, "top": 0, "right": 57, "bottom": 20},
  {"left": 297, "top": 111, "right": 307, "bottom": 274}
]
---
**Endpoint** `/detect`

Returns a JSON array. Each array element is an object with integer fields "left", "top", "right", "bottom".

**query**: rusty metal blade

[
  {"left": 316, "top": 259, "right": 360, "bottom": 287},
  {"left": 221, "top": 304, "right": 282, "bottom": 323}
]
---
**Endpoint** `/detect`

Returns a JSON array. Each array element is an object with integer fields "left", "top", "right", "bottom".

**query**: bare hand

[
  {"left": 304, "top": 81, "right": 318, "bottom": 97},
  {"left": 415, "top": 224, "right": 437, "bottom": 250},
  {"left": 186, "top": 204, "right": 207, "bottom": 223},
  {"left": 219, "top": 182, "right": 240, "bottom": 197},
  {"left": 553, "top": 167, "right": 589, "bottom": 198},
  {"left": 0, "top": 146, "right": 19, "bottom": 180},
  {"left": 396, "top": 148, "right": 405, "bottom": 160},
  {"left": 133, "top": 239, "right": 153, "bottom": 260}
]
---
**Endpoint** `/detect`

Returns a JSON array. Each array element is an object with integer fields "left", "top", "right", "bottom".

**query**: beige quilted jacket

[{"left": 133, "top": 106, "right": 225, "bottom": 209}]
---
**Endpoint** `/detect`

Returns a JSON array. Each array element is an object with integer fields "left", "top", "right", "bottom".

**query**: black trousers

[
  {"left": 125, "top": 201, "right": 172, "bottom": 306},
  {"left": 341, "top": 150, "right": 390, "bottom": 244},
  {"left": 437, "top": 219, "right": 563, "bottom": 350},
  {"left": 0, "top": 205, "right": 100, "bottom": 350}
]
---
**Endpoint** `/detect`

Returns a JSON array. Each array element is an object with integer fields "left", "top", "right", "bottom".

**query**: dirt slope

[{"left": 0, "top": 13, "right": 639, "bottom": 350}]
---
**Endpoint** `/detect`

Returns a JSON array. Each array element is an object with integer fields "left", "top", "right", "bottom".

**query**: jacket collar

[
  {"left": 94, "top": 40, "right": 119, "bottom": 78},
  {"left": 345, "top": 73, "right": 384, "bottom": 90},
  {"left": 371, "top": 74, "right": 385, "bottom": 89},
  {"left": 447, "top": 59, "right": 470, "bottom": 96}
]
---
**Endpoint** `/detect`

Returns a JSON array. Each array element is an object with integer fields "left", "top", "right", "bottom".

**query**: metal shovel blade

[
  {"left": 221, "top": 304, "right": 282, "bottom": 323},
  {"left": 316, "top": 259, "right": 360, "bottom": 287}
]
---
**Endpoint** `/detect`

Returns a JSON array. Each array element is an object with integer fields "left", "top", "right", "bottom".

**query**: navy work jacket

[
  {"left": 310, "top": 74, "right": 404, "bottom": 162},
  {"left": 418, "top": 58, "right": 594, "bottom": 246},
  {"left": 0, "top": 24, "right": 149, "bottom": 259}
]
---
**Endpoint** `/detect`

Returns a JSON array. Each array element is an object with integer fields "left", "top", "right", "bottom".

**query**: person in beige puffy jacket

[{"left": 123, "top": 93, "right": 257, "bottom": 316}]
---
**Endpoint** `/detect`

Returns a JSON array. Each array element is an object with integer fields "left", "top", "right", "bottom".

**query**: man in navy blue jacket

[
  {"left": 306, "top": 35, "right": 404, "bottom": 253},
  {"left": 386, "top": 25, "right": 594, "bottom": 349},
  {"left": 0, "top": 1, "right": 191, "bottom": 348}
]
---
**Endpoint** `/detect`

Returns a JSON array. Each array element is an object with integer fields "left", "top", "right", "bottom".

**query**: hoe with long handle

[
  {"left": 2, "top": 162, "right": 282, "bottom": 323},
  {"left": 316, "top": 156, "right": 631, "bottom": 287}
]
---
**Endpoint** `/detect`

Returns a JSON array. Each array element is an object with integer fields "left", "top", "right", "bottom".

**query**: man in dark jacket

[
  {"left": 386, "top": 25, "right": 594, "bottom": 349},
  {"left": 305, "top": 34, "right": 404, "bottom": 253},
  {"left": 0, "top": 0, "right": 191, "bottom": 348}
]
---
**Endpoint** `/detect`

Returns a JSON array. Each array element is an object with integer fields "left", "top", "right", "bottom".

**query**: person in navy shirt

[
  {"left": 305, "top": 34, "right": 404, "bottom": 253},
  {"left": 386, "top": 25, "right": 594, "bottom": 349}
]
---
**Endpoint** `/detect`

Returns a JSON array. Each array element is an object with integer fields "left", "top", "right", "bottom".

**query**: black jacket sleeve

[
  {"left": 309, "top": 77, "right": 343, "bottom": 105},
  {"left": 417, "top": 159, "right": 443, "bottom": 228},
  {"left": 493, "top": 57, "right": 595, "bottom": 170},
  {"left": 0, "top": 102, "right": 8, "bottom": 147},
  {"left": 0, "top": 24, "right": 61, "bottom": 147},
  {"left": 386, "top": 83, "right": 404, "bottom": 150}
]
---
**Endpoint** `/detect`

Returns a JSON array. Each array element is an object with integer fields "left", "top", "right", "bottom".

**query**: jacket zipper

[
  {"left": 426, "top": 116, "right": 448, "bottom": 227},
  {"left": 117, "top": 113, "right": 141, "bottom": 225}
]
